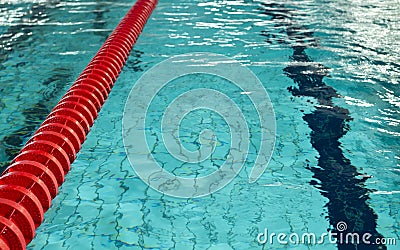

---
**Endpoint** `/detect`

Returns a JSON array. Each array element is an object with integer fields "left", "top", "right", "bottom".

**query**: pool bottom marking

[
  {"left": 0, "top": 68, "right": 72, "bottom": 173},
  {"left": 259, "top": 2, "right": 386, "bottom": 250},
  {"left": 0, "top": 2, "right": 147, "bottom": 172},
  {"left": 285, "top": 46, "right": 386, "bottom": 250},
  {"left": 0, "top": 2, "right": 61, "bottom": 171}
]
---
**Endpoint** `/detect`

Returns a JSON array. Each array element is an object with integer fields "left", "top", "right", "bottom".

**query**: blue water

[{"left": 0, "top": 0, "right": 399, "bottom": 249}]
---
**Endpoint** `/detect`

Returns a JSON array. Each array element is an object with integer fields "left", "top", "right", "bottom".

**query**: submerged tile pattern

[
  {"left": 0, "top": 0, "right": 398, "bottom": 249},
  {"left": 30, "top": 58, "right": 332, "bottom": 249}
]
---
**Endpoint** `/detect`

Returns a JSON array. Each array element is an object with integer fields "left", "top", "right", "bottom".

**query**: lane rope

[{"left": 0, "top": 0, "right": 157, "bottom": 248}]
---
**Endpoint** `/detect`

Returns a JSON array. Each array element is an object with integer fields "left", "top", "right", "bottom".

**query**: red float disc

[
  {"left": 49, "top": 108, "right": 90, "bottom": 135},
  {"left": 30, "top": 130, "right": 77, "bottom": 163},
  {"left": 88, "top": 59, "right": 119, "bottom": 81},
  {"left": 42, "top": 115, "right": 86, "bottom": 145},
  {"left": 78, "top": 67, "right": 113, "bottom": 88},
  {"left": 94, "top": 51, "right": 124, "bottom": 68},
  {"left": 108, "top": 32, "right": 135, "bottom": 46},
  {"left": 118, "top": 22, "right": 142, "bottom": 37},
  {"left": 75, "top": 75, "right": 110, "bottom": 96},
  {"left": 60, "top": 95, "right": 98, "bottom": 122},
  {"left": 103, "top": 39, "right": 130, "bottom": 56},
  {"left": 80, "top": 64, "right": 116, "bottom": 83},
  {"left": 54, "top": 101, "right": 94, "bottom": 127},
  {"left": 0, "top": 236, "right": 10, "bottom": 250},
  {"left": 0, "top": 217, "right": 25, "bottom": 250},
  {"left": 124, "top": 15, "right": 145, "bottom": 27},
  {"left": 0, "top": 198, "right": 35, "bottom": 244},
  {"left": 101, "top": 42, "right": 129, "bottom": 58},
  {"left": 112, "top": 27, "right": 136, "bottom": 40},
  {"left": 100, "top": 43, "right": 129, "bottom": 59},
  {"left": 90, "top": 57, "right": 120, "bottom": 77},
  {"left": 0, "top": 185, "right": 44, "bottom": 227},
  {"left": 64, "top": 88, "right": 102, "bottom": 111},
  {"left": 6, "top": 161, "right": 58, "bottom": 199},
  {"left": 0, "top": 172, "right": 52, "bottom": 212},
  {"left": 98, "top": 46, "right": 126, "bottom": 63},
  {"left": 69, "top": 83, "right": 105, "bottom": 107},
  {"left": 126, "top": 14, "right": 146, "bottom": 26},
  {"left": 22, "top": 140, "right": 70, "bottom": 175},
  {"left": 13, "top": 150, "right": 64, "bottom": 186},
  {"left": 90, "top": 56, "right": 122, "bottom": 76}
]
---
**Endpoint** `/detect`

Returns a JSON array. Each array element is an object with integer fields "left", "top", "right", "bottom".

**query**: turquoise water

[{"left": 0, "top": 0, "right": 399, "bottom": 249}]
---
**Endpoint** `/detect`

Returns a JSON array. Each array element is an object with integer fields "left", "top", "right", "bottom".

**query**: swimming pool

[{"left": 0, "top": 0, "right": 399, "bottom": 249}]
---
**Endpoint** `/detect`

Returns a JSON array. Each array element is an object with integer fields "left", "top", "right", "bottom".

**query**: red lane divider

[{"left": 0, "top": 0, "right": 158, "bottom": 249}]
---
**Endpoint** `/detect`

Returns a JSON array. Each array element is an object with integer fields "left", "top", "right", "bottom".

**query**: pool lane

[
  {"left": 259, "top": 2, "right": 386, "bottom": 249},
  {"left": 0, "top": 1, "right": 127, "bottom": 172},
  {"left": 0, "top": 2, "right": 64, "bottom": 171}
]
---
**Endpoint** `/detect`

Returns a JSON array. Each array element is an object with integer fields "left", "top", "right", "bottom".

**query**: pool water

[{"left": 0, "top": 0, "right": 399, "bottom": 249}]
